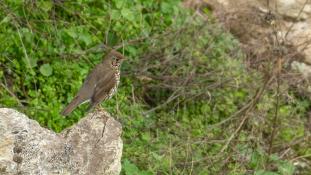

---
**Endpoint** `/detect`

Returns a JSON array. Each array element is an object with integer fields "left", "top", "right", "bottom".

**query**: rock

[
  {"left": 0, "top": 108, "right": 122, "bottom": 175},
  {"left": 292, "top": 61, "right": 311, "bottom": 78},
  {"left": 266, "top": 0, "right": 311, "bottom": 20}
]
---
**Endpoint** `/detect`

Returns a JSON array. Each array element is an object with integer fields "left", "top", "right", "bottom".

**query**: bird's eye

[{"left": 114, "top": 56, "right": 120, "bottom": 61}]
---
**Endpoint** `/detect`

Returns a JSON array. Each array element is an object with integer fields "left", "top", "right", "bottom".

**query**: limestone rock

[{"left": 0, "top": 108, "right": 122, "bottom": 175}]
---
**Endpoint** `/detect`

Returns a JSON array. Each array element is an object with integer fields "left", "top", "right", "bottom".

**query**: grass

[{"left": 0, "top": 1, "right": 310, "bottom": 174}]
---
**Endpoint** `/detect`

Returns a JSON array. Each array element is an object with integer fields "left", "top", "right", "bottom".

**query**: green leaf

[
  {"left": 23, "top": 57, "right": 37, "bottom": 68},
  {"left": 0, "top": 15, "right": 10, "bottom": 24},
  {"left": 107, "top": 32, "right": 118, "bottom": 46},
  {"left": 38, "top": 1, "right": 53, "bottom": 12},
  {"left": 161, "top": 2, "right": 172, "bottom": 13},
  {"left": 141, "top": 132, "right": 151, "bottom": 142},
  {"left": 122, "top": 159, "right": 152, "bottom": 175},
  {"left": 121, "top": 8, "right": 135, "bottom": 22},
  {"left": 250, "top": 150, "right": 264, "bottom": 169},
  {"left": 123, "top": 159, "right": 140, "bottom": 175},
  {"left": 65, "top": 28, "right": 78, "bottom": 38},
  {"left": 40, "top": 64, "right": 53, "bottom": 77},
  {"left": 277, "top": 161, "right": 295, "bottom": 175},
  {"left": 151, "top": 152, "right": 164, "bottom": 161},
  {"left": 79, "top": 32, "right": 92, "bottom": 46},
  {"left": 111, "top": 9, "right": 121, "bottom": 20},
  {"left": 115, "top": 1, "right": 124, "bottom": 9}
]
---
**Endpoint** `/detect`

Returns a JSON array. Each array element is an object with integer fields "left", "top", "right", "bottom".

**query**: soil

[{"left": 185, "top": 0, "right": 311, "bottom": 68}]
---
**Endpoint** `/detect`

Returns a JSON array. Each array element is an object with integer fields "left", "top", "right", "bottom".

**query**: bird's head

[{"left": 105, "top": 50, "right": 126, "bottom": 68}]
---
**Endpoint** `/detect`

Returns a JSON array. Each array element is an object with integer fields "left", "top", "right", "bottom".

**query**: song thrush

[{"left": 61, "top": 49, "right": 125, "bottom": 116}]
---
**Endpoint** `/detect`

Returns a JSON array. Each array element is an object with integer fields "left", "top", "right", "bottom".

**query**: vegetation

[{"left": 0, "top": 0, "right": 310, "bottom": 174}]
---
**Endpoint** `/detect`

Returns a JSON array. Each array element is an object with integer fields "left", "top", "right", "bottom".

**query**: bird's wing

[
  {"left": 61, "top": 61, "right": 115, "bottom": 116},
  {"left": 61, "top": 64, "right": 104, "bottom": 116},
  {"left": 77, "top": 63, "right": 110, "bottom": 99},
  {"left": 88, "top": 70, "right": 116, "bottom": 109}
]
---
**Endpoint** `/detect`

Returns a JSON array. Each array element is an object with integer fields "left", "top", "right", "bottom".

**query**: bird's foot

[{"left": 94, "top": 105, "right": 106, "bottom": 115}]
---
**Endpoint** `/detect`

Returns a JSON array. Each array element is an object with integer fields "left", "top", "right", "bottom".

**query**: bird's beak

[{"left": 119, "top": 56, "right": 127, "bottom": 61}]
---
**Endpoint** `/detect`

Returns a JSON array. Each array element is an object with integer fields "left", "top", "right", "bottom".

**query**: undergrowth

[{"left": 0, "top": 1, "right": 310, "bottom": 174}]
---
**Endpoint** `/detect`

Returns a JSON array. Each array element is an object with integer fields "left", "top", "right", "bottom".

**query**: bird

[{"left": 61, "top": 49, "right": 126, "bottom": 116}]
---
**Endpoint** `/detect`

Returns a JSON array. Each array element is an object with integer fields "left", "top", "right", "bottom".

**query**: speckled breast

[{"left": 107, "top": 69, "right": 120, "bottom": 99}]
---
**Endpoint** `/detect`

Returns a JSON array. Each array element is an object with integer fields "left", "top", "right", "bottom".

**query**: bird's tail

[{"left": 61, "top": 96, "right": 83, "bottom": 116}]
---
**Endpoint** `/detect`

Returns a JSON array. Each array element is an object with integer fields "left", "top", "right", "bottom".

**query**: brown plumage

[{"left": 61, "top": 49, "right": 125, "bottom": 116}]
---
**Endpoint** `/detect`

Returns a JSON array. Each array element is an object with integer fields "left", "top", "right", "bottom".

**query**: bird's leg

[
  {"left": 89, "top": 104, "right": 106, "bottom": 119},
  {"left": 94, "top": 104, "right": 106, "bottom": 114}
]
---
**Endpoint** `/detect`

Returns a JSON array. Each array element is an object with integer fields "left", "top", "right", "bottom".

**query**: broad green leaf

[
  {"left": 141, "top": 132, "right": 151, "bottom": 141},
  {"left": 65, "top": 28, "right": 78, "bottom": 38},
  {"left": 121, "top": 8, "right": 135, "bottom": 22},
  {"left": 278, "top": 161, "right": 295, "bottom": 175},
  {"left": 79, "top": 32, "right": 92, "bottom": 46},
  {"left": 161, "top": 2, "right": 172, "bottom": 13},
  {"left": 23, "top": 57, "right": 37, "bottom": 68},
  {"left": 115, "top": 1, "right": 125, "bottom": 9},
  {"left": 111, "top": 9, "right": 121, "bottom": 20},
  {"left": 123, "top": 159, "right": 140, "bottom": 175},
  {"left": 0, "top": 15, "right": 10, "bottom": 24},
  {"left": 38, "top": 1, "right": 53, "bottom": 12},
  {"left": 40, "top": 64, "right": 53, "bottom": 77}
]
